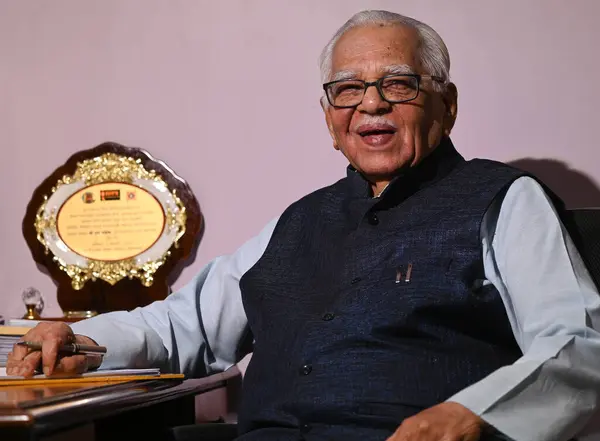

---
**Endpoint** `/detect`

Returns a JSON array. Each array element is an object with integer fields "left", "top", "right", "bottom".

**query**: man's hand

[
  {"left": 6, "top": 322, "right": 101, "bottom": 377},
  {"left": 387, "top": 402, "right": 485, "bottom": 441}
]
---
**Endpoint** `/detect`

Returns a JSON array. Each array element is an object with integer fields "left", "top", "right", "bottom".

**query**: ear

[
  {"left": 441, "top": 82, "right": 458, "bottom": 136},
  {"left": 320, "top": 97, "right": 340, "bottom": 150}
]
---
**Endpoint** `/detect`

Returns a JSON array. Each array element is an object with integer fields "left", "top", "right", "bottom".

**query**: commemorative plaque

[{"left": 22, "top": 142, "right": 202, "bottom": 318}]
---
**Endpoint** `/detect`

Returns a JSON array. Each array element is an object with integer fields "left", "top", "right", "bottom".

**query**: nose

[{"left": 357, "top": 84, "right": 391, "bottom": 114}]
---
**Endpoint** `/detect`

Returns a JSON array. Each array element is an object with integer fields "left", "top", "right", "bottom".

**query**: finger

[
  {"left": 10, "top": 323, "right": 52, "bottom": 360},
  {"left": 10, "top": 335, "right": 39, "bottom": 361},
  {"left": 10, "top": 343, "right": 29, "bottom": 361},
  {"left": 6, "top": 354, "right": 22, "bottom": 375},
  {"left": 54, "top": 355, "right": 88, "bottom": 375},
  {"left": 387, "top": 423, "right": 423, "bottom": 441},
  {"left": 19, "top": 351, "right": 43, "bottom": 377},
  {"left": 41, "top": 339, "right": 61, "bottom": 376}
]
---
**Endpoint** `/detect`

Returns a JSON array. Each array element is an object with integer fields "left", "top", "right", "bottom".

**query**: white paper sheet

[{"left": 0, "top": 367, "right": 160, "bottom": 379}]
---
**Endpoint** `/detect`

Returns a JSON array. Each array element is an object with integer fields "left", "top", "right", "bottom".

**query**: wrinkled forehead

[{"left": 330, "top": 24, "right": 421, "bottom": 80}]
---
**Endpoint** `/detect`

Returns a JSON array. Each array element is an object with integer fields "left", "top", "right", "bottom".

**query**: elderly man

[{"left": 8, "top": 9, "right": 600, "bottom": 441}]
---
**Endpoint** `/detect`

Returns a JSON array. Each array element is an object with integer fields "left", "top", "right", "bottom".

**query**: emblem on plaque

[{"left": 22, "top": 142, "right": 202, "bottom": 319}]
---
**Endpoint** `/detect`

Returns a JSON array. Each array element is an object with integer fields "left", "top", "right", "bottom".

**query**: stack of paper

[
  {"left": 0, "top": 326, "right": 28, "bottom": 368},
  {"left": 0, "top": 367, "right": 185, "bottom": 386},
  {"left": 0, "top": 336, "right": 18, "bottom": 367},
  {"left": 6, "top": 319, "right": 41, "bottom": 327},
  {"left": 0, "top": 367, "right": 161, "bottom": 379}
]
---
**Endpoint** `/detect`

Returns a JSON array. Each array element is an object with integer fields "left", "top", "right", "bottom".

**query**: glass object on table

[{"left": 21, "top": 287, "right": 43, "bottom": 320}]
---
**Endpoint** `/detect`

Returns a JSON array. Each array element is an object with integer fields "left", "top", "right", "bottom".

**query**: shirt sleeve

[
  {"left": 447, "top": 176, "right": 600, "bottom": 441},
  {"left": 70, "top": 216, "right": 279, "bottom": 377}
]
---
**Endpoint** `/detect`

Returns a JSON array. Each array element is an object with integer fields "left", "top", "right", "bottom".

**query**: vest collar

[{"left": 345, "top": 137, "right": 465, "bottom": 201}]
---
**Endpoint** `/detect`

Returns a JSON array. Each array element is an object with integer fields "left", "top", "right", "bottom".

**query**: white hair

[{"left": 319, "top": 10, "right": 450, "bottom": 93}]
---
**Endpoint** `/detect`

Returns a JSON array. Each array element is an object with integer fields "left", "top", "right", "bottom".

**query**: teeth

[{"left": 361, "top": 131, "right": 391, "bottom": 136}]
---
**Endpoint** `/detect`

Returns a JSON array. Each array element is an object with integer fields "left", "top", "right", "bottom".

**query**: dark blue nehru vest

[{"left": 237, "top": 139, "right": 527, "bottom": 441}]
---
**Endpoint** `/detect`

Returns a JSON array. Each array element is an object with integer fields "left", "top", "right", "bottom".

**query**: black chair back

[{"left": 565, "top": 208, "right": 600, "bottom": 290}]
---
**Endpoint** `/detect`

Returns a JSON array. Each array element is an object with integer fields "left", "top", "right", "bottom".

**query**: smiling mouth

[
  {"left": 359, "top": 129, "right": 396, "bottom": 137},
  {"left": 355, "top": 127, "right": 397, "bottom": 147}
]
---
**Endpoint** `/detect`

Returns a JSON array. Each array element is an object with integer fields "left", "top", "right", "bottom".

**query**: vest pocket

[{"left": 377, "top": 255, "right": 454, "bottom": 288}]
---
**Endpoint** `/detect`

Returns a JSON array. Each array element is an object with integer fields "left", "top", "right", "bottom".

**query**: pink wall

[{"left": 1, "top": 0, "right": 599, "bottom": 320}]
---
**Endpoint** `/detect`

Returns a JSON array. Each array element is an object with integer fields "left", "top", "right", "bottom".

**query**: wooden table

[{"left": 0, "top": 374, "right": 229, "bottom": 441}]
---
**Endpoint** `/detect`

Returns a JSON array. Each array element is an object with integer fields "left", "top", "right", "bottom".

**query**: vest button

[
  {"left": 300, "top": 364, "right": 312, "bottom": 375},
  {"left": 367, "top": 212, "right": 379, "bottom": 225},
  {"left": 322, "top": 313, "right": 335, "bottom": 321},
  {"left": 350, "top": 277, "right": 361, "bottom": 285},
  {"left": 300, "top": 422, "right": 312, "bottom": 433}
]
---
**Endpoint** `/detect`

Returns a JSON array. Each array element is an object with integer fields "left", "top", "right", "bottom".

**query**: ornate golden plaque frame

[{"left": 23, "top": 143, "right": 203, "bottom": 316}]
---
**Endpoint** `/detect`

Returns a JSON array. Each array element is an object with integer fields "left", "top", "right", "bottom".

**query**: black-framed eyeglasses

[{"left": 322, "top": 74, "right": 445, "bottom": 108}]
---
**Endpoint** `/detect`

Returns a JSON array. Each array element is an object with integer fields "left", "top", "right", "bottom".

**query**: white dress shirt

[{"left": 71, "top": 176, "right": 600, "bottom": 441}]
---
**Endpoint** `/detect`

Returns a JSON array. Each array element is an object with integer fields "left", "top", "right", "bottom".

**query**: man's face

[{"left": 322, "top": 24, "right": 457, "bottom": 184}]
